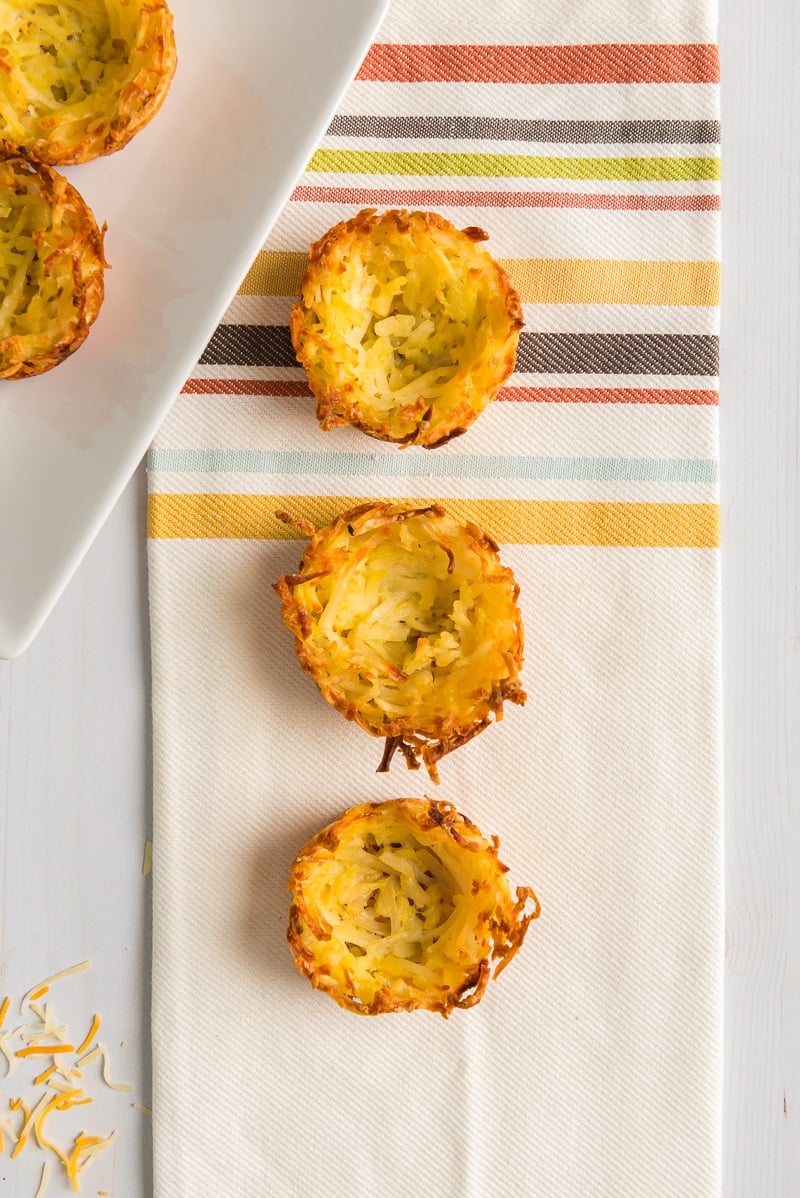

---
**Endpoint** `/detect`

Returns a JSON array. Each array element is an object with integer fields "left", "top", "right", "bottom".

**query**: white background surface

[{"left": 1, "top": 2, "right": 798, "bottom": 1195}]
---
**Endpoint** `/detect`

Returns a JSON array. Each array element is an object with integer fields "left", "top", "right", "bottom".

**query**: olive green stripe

[{"left": 307, "top": 149, "right": 721, "bottom": 182}]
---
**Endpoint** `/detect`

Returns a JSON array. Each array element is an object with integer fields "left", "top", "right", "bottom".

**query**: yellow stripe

[
  {"left": 147, "top": 494, "right": 720, "bottom": 549},
  {"left": 238, "top": 252, "right": 719, "bottom": 306},
  {"left": 239, "top": 252, "right": 306, "bottom": 297},
  {"left": 507, "top": 259, "right": 719, "bottom": 306}
]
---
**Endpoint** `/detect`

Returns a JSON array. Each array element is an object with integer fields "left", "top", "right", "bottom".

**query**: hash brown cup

[
  {"left": 274, "top": 502, "right": 526, "bottom": 783},
  {"left": 0, "top": 0, "right": 177, "bottom": 165},
  {"left": 290, "top": 209, "right": 523, "bottom": 449},
  {"left": 287, "top": 798, "right": 540, "bottom": 1017},
  {"left": 0, "top": 154, "right": 107, "bottom": 380}
]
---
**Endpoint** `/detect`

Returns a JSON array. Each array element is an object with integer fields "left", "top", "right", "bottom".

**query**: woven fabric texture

[{"left": 148, "top": 2, "right": 722, "bottom": 1194}]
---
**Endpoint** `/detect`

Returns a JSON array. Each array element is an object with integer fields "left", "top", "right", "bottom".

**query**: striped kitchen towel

[{"left": 147, "top": 2, "right": 722, "bottom": 1195}]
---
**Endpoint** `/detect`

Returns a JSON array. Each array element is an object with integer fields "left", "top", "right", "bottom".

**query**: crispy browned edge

[
  {"left": 272, "top": 502, "right": 526, "bottom": 784},
  {"left": 286, "top": 797, "right": 540, "bottom": 1017},
  {"left": 0, "top": 154, "right": 108, "bottom": 380},
  {"left": 289, "top": 208, "right": 524, "bottom": 449},
  {"left": 2, "top": 0, "right": 178, "bottom": 166}
]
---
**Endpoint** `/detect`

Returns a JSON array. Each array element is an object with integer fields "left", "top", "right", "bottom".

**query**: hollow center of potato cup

[
  {"left": 302, "top": 215, "right": 517, "bottom": 439},
  {"left": 0, "top": 163, "right": 84, "bottom": 341},
  {"left": 316, "top": 828, "right": 458, "bottom": 968},
  {"left": 288, "top": 798, "right": 539, "bottom": 1016},
  {"left": 292, "top": 810, "right": 502, "bottom": 1009},
  {"left": 0, "top": 0, "right": 136, "bottom": 132},
  {"left": 307, "top": 514, "right": 518, "bottom": 732}
]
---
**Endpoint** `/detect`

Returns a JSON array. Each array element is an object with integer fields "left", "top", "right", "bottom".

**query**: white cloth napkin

[{"left": 148, "top": 2, "right": 722, "bottom": 1193}]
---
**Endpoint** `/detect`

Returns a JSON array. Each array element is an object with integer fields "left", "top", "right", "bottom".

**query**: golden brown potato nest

[
  {"left": 0, "top": 0, "right": 177, "bottom": 165},
  {"left": 0, "top": 153, "right": 107, "bottom": 380},
  {"left": 274, "top": 502, "right": 526, "bottom": 783},
  {"left": 290, "top": 208, "right": 523, "bottom": 449},
  {"left": 287, "top": 798, "right": 540, "bottom": 1017}
]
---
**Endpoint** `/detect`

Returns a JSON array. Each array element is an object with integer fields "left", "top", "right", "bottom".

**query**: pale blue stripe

[{"left": 147, "top": 447, "right": 717, "bottom": 484}]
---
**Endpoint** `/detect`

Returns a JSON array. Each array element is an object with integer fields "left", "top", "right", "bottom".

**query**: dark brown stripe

[
  {"left": 516, "top": 333, "right": 719, "bottom": 376},
  {"left": 201, "top": 326, "right": 718, "bottom": 377},
  {"left": 327, "top": 116, "right": 721, "bottom": 144},
  {"left": 200, "top": 325, "right": 295, "bottom": 366}
]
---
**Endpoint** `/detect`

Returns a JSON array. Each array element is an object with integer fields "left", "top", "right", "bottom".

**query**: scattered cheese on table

[{"left": 0, "top": 960, "right": 143, "bottom": 1196}]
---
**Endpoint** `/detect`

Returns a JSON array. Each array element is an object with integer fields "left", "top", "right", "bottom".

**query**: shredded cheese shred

[
  {"left": 16, "top": 1044, "right": 75, "bottom": 1058},
  {"left": 20, "top": 962, "right": 91, "bottom": 1014},
  {"left": 77, "top": 1044, "right": 134, "bottom": 1092},
  {"left": 33, "top": 1159, "right": 52, "bottom": 1198},
  {"left": 75, "top": 1015, "right": 101, "bottom": 1057}
]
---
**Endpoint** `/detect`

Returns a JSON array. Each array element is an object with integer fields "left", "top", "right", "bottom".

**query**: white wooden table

[
  {"left": 1, "top": 1, "right": 798, "bottom": 1193},
  {"left": 0, "top": 469, "right": 152, "bottom": 1196},
  {"left": 719, "top": 0, "right": 800, "bottom": 1194}
]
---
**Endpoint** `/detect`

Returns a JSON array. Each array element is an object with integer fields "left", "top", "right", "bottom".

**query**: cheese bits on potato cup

[
  {"left": 1, "top": 154, "right": 107, "bottom": 379},
  {"left": 287, "top": 798, "right": 540, "bottom": 1017},
  {"left": 274, "top": 502, "right": 525, "bottom": 783},
  {"left": 0, "top": 0, "right": 177, "bottom": 165},
  {"left": 290, "top": 209, "right": 523, "bottom": 448}
]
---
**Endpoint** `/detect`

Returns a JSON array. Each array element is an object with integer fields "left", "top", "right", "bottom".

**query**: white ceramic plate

[{"left": 0, "top": 0, "right": 389, "bottom": 659}]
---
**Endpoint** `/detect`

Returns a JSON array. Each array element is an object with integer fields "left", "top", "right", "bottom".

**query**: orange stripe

[
  {"left": 499, "top": 387, "right": 719, "bottom": 405},
  {"left": 182, "top": 379, "right": 310, "bottom": 396},
  {"left": 180, "top": 380, "right": 718, "bottom": 406},
  {"left": 291, "top": 186, "right": 721, "bottom": 212},
  {"left": 0, "top": 995, "right": 10, "bottom": 1027},
  {"left": 357, "top": 43, "right": 720, "bottom": 85}
]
